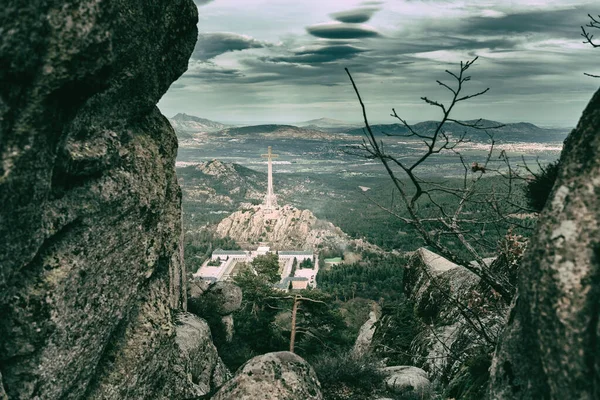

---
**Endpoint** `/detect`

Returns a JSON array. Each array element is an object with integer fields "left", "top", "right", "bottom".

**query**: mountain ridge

[
  {"left": 170, "top": 112, "right": 570, "bottom": 143},
  {"left": 345, "top": 119, "right": 569, "bottom": 142}
]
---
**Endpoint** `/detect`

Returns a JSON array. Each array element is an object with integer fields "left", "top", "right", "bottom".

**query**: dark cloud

[
  {"left": 192, "top": 33, "right": 270, "bottom": 60},
  {"left": 267, "top": 44, "right": 368, "bottom": 64},
  {"left": 162, "top": 1, "right": 600, "bottom": 126},
  {"left": 307, "top": 22, "right": 380, "bottom": 39},
  {"left": 457, "top": 7, "right": 586, "bottom": 37},
  {"left": 330, "top": 7, "right": 380, "bottom": 24}
]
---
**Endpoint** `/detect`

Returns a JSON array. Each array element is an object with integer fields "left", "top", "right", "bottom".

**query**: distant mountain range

[
  {"left": 345, "top": 119, "right": 570, "bottom": 143},
  {"left": 169, "top": 113, "right": 570, "bottom": 143}
]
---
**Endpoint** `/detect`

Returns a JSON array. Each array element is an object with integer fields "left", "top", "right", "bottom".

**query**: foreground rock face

[
  {"left": 211, "top": 352, "right": 323, "bottom": 400},
  {"left": 488, "top": 90, "right": 600, "bottom": 398},
  {"left": 0, "top": 1, "right": 197, "bottom": 398}
]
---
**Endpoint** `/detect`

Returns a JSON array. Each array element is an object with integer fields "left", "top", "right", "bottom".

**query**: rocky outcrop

[
  {"left": 488, "top": 90, "right": 600, "bottom": 398},
  {"left": 216, "top": 204, "right": 377, "bottom": 251},
  {"left": 188, "top": 281, "right": 243, "bottom": 343},
  {"left": 0, "top": 1, "right": 197, "bottom": 398},
  {"left": 174, "top": 313, "right": 231, "bottom": 397},
  {"left": 352, "top": 306, "right": 380, "bottom": 358},
  {"left": 198, "top": 281, "right": 242, "bottom": 316},
  {"left": 403, "top": 249, "right": 506, "bottom": 386},
  {"left": 177, "top": 160, "right": 265, "bottom": 207},
  {"left": 211, "top": 352, "right": 323, "bottom": 400},
  {"left": 381, "top": 366, "right": 433, "bottom": 400}
]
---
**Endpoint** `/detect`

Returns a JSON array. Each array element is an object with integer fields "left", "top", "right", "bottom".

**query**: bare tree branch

[
  {"left": 581, "top": 13, "right": 600, "bottom": 77},
  {"left": 345, "top": 57, "right": 524, "bottom": 303}
]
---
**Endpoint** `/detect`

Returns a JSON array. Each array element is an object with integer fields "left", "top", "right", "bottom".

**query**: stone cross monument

[{"left": 261, "top": 146, "right": 278, "bottom": 212}]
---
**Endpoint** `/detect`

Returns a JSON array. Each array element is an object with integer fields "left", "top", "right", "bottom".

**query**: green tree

[{"left": 250, "top": 253, "right": 280, "bottom": 284}]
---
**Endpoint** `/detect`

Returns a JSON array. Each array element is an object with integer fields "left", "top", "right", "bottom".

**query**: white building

[{"left": 194, "top": 246, "right": 319, "bottom": 291}]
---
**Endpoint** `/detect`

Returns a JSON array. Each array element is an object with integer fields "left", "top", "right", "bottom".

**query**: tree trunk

[{"left": 488, "top": 88, "right": 600, "bottom": 399}]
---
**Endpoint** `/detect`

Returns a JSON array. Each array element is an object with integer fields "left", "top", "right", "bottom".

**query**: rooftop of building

[
  {"left": 278, "top": 251, "right": 314, "bottom": 256},
  {"left": 213, "top": 249, "right": 248, "bottom": 255}
]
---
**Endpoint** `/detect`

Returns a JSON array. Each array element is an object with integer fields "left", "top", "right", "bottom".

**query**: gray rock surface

[
  {"left": 188, "top": 281, "right": 242, "bottom": 317},
  {"left": 216, "top": 204, "right": 380, "bottom": 252},
  {"left": 0, "top": 0, "right": 198, "bottom": 398},
  {"left": 208, "top": 281, "right": 243, "bottom": 316},
  {"left": 381, "top": 366, "right": 432, "bottom": 400},
  {"left": 188, "top": 281, "right": 242, "bottom": 343},
  {"left": 403, "top": 248, "right": 506, "bottom": 385},
  {"left": 211, "top": 351, "right": 323, "bottom": 400},
  {"left": 352, "top": 306, "right": 380, "bottom": 358},
  {"left": 174, "top": 313, "right": 231, "bottom": 397},
  {"left": 189, "top": 278, "right": 212, "bottom": 299},
  {"left": 488, "top": 90, "right": 600, "bottom": 398}
]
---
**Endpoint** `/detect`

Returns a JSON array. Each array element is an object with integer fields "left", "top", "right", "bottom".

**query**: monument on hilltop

[{"left": 261, "top": 146, "right": 279, "bottom": 214}]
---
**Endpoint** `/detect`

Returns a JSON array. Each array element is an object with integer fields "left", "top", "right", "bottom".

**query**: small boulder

[
  {"left": 188, "top": 281, "right": 242, "bottom": 317},
  {"left": 381, "top": 366, "right": 432, "bottom": 400},
  {"left": 188, "top": 278, "right": 211, "bottom": 299},
  {"left": 209, "top": 281, "right": 243, "bottom": 315},
  {"left": 175, "top": 313, "right": 231, "bottom": 397},
  {"left": 211, "top": 351, "right": 323, "bottom": 400}
]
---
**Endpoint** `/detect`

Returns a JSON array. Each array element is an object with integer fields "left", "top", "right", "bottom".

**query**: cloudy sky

[{"left": 157, "top": 0, "right": 600, "bottom": 127}]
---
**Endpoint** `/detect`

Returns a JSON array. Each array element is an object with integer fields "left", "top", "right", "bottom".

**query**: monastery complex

[{"left": 193, "top": 147, "right": 319, "bottom": 291}]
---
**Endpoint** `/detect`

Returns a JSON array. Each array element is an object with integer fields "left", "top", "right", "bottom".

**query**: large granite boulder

[
  {"left": 188, "top": 280, "right": 242, "bottom": 343},
  {"left": 174, "top": 313, "right": 231, "bottom": 397},
  {"left": 211, "top": 351, "right": 323, "bottom": 400},
  {"left": 0, "top": 0, "right": 198, "bottom": 398},
  {"left": 189, "top": 281, "right": 242, "bottom": 317}
]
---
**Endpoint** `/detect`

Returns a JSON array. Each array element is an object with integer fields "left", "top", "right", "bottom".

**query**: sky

[{"left": 157, "top": 0, "right": 600, "bottom": 127}]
